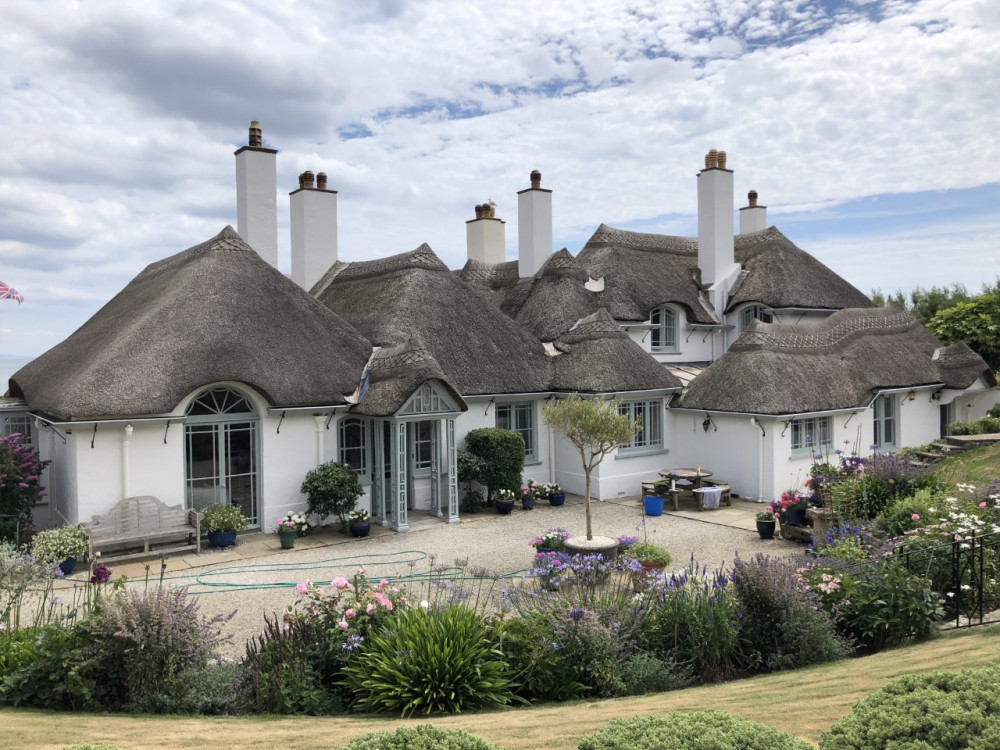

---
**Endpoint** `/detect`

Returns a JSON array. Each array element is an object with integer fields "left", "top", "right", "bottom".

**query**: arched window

[
  {"left": 650, "top": 306, "right": 678, "bottom": 353},
  {"left": 184, "top": 386, "right": 259, "bottom": 526},
  {"left": 740, "top": 305, "right": 773, "bottom": 332},
  {"left": 339, "top": 417, "right": 368, "bottom": 475}
]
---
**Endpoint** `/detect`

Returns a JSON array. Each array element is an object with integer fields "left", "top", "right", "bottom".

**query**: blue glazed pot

[
  {"left": 58, "top": 557, "right": 77, "bottom": 576},
  {"left": 548, "top": 493, "right": 566, "bottom": 506},
  {"left": 208, "top": 530, "right": 238, "bottom": 548},
  {"left": 643, "top": 495, "right": 664, "bottom": 517},
  {"left": 521, "top": 497, "right": 536, "bottom": 511},
  {"left": 349, "top": 522, "right": 371, "bottom": 538},
  {"left": 496, "top": 500, "right": 516, "bottom": 515}
]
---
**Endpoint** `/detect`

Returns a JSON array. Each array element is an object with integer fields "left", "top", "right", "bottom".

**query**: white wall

[
  {"left": 669, "top": 412, "right": 765, "bottom": 501},
  {"left": 623, "top": 306, "right": 720, "bottom": 364},
  {"left": 458, "top": 397, "right": 555, "bottom": 488}
]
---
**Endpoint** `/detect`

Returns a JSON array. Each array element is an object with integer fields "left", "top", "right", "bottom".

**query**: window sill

[
  {"left": 615, "top": 446, "right": 669, "bottom": 460},
  {"left": 651, "top": 350, "right": 682, "bottom": 356},
  {"left": 524, "top": 458, "right": 541, "bottom": 467}
]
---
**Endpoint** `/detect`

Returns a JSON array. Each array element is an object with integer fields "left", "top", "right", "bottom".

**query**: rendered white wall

[
  {"left": 466, "top": 218, "right": 506, "bottom": 265},
  {"left": 458, "top": 397, "right": 554, "bottom": 489},
  {"left": 697, "top": 162, "right": 735, "bottom": 289},
  {"left": 739, "top": 205, "right": 767, "bottom": 234},
  {"left": 623, "top": 306, "right": 720, "bottom": 364},
  {"left": 668, "top": 412, "right": 762, "bottom": 501},
  {"left": 290, "top": 187, "right": 338, "bottom": 291},
  {"left": 235, "top": 148, "right": 278, "bottom": 268},
  {"left": 517, "top": 185, "right": 553, "bottom": 278}
]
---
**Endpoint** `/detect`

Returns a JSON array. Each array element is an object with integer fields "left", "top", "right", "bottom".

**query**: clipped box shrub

[
  {"left": 820, "top": 664, "right": 1000, "bottom": 749},
  {"left": 340, "top": 724, "right": 507, "bottom": 750},
  {"left": 577, "top": 710, "right": 812, "bottom": 750},
  {"left": 463, "top": 428, "right": 525, "bottom": 499}
]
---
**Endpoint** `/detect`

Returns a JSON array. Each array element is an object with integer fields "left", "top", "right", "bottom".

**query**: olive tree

[{"left": 543, "top": 394, "right": 637, "bottom": 540}]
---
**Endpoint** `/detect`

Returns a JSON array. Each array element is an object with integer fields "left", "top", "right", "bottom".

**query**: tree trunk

[{"left": 584, "top": 470, "right": 593, "bottom": 540}]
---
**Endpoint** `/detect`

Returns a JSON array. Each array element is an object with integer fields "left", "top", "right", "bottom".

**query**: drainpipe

[{"left": 122, "top": 424, "right": 133, "bottom": 499}]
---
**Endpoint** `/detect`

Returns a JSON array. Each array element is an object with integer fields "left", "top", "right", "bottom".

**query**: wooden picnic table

[{"left": 658, "top": 467, "right": 713, "bottom": 489}]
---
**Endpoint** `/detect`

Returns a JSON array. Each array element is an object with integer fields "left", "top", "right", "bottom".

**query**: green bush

[
  {"left": 345, "top": 606, "right": 513, "bottom": 716},
  {"left": 619, "top": 652, "right": 690, "bottom": 696},
  {"left": 731, "top": 555, "right": 848, "bottom": 673},
  {"left": 500, "top": 612, "right": 586, "bottom": 702},
  {"left": 463, "top": 428, "right": 525, "bottom": 499},
  {"left": 340, "top": 724, "right": 507, "bottom": 750},
  {"left": 948, "top": 415, "right": 1000, "bottom": 435},
  {"left": 458, "top": 449, "right": 487, "bottom": 513},
  {"left": 622, "top": 541, "right": 672, "bottom": 566},
  {"left": 872, "top": 488, "right": 944, "bottom": 537},
  {"left": 128, "top": 661, "right": 251, "bottom": 715},
  {"left": 577, "top": 710, "right": 812, "bottom": 750},
  {"left": 820, "top": 665, "right": 1000, "bottom": 749},
  {"left": 2, "top": 624, "right": 100, "bottom": 710},
  {"left": 989, "top": 402, "right": 1000, "bottom": 419},
  {"left": 300, "top": 461, "right": 364, "bottom": 523}
]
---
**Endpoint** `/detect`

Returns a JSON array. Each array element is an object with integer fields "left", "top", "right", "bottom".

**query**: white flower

[{"left": 419, "top": 600, "right": 429, "bottom": 610}]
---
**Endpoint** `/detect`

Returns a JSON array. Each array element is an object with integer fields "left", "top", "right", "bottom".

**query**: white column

[
  {"left": 391, "top": 420, "right": 409, "bottom": 532},
  {"left": 517, "top": 170, "right": 553, "bottom": 278},
  {"left": 291, "top": 171, "right": 338, "bottom": 291},
  {"left": 235, "top": 121, "right": 279, "bottom": 268},
  {"left": 446, "top": 418, "right": 459, "bottom": 523},
  {"left": 122, "top": 424, "right": 133, "bottom": 499},
  {"left": 313, "top": 415, "right": 326, "bottom": 466}
]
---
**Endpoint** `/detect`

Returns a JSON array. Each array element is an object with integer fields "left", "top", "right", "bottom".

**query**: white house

[{"left": 4, "top": 124, "right": 996, "bottom": 532}]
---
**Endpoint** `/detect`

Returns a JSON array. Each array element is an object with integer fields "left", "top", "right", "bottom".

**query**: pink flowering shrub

[{"left": 0, "top": 433, "right": 49, "bottom": 542}]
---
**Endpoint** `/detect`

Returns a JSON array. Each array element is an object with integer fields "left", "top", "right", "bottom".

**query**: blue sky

[{"left": 1, "top": 0, "right": 998, "bottom": 373}]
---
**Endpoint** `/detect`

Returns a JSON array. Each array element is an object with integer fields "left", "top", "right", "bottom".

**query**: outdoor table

[{"left": 658, "top": 467, "right": 713, "bottom": 489}]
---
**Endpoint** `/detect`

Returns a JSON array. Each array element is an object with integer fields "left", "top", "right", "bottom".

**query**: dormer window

[
  {"left": 650, "top": 306, "right": 679, "bottom": 353},
  {"left": 740, "top": 304, "right": 773, "bottom": 332}
]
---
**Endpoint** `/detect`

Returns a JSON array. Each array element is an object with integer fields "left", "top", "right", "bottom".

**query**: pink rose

[
  {"left": 330, "top": 576, "right": 350, "bottom": 589},
  {"left": 296, "top": 582, "right": 309, "bottom": 594},
  {"left": 337, "top": 620, "right": 349, "bottom": 630},
  {"left": 911, "top": 514, "right": 920, "bottom": 521},
  {"left": 345, "top": 608, "right": 356, "bottom": 619},
  {"left": 979, "top": 502, "right": 988, "bottom": 508},
  {"left": 366, "top": 603, "right": 376, "bottom": 616}
]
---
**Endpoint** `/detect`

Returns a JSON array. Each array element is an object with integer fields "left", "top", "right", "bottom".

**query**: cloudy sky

[{"left": 1, "top": 0, "right": 998, "bottom": 374}]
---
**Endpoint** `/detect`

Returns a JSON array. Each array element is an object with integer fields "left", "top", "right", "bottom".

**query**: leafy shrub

[
  {"left": 0, "top": 626, "right": 41, "bottom": 694},
  {"left": 619, "top": 652, "right": 690, "bottom": 695},
  {"left": 500, "top": 612, "right": 585, "bottom": 702},
  {"left": 989, "top": 402, "right": 1000, "bottom": 419},
  {"left": 872, "top": 488, "right": 945, "bottom": 537},
  {"left": 622, "top": 541, "right": 671, "bottom": 566},
  {"left": 84, "top": 586, "right": 233, "bottom": 710},
  {"left": 346, "top": 605, "right": 513, "bottom": 716},
  {"left": 820, "top": 664, "right": 1000, "bottom": 749},
  {"left": 463, "top": 428, "right": 525, "bottom": 499},
  {"left": 577, "top": 710, "right": 812, "bottom": 750},
  {"left": 30, "top": 525, "right": 88, "bottom": 562},
  {"left": 300, "top": 461, "right": 364, "bottom": 523},
  {"left": 341, "top": 724, "right": 507, "bottom": 750},
  {"left": 2, "top": 624, "right": 100, "bottom": 709},
  {"left": 129, "top": 661, "right": 251, "bottom": 715},
  {"left": 639, "top": 562, "right": 743, "bottom": 682},
  {"left": 831, "top": 454, "right": 940, "bottom": 521},
  {"left": 201, "top": 503, "right": 250, "bottom": 533},
  {"left": 731, "top": 554, "right": 848, "bottom": 673},
  {"left": 457, "top": 449, "right": 487, "bottom": 512},
  {"left": 0, "top": 433, "right": 49, "bottom": 543},
  {"left": 814, "top": 522, "right": 883, "bottom": 564},
  {"left": 948, "top": 415, "right": 1000, "bottom": 435}
]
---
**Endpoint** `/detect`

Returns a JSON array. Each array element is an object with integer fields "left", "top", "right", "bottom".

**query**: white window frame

[
  {"left": 740, "top": 304, "right": 773, "bottom": 332},
  {"left": 339, "top": 417, "right": 368, "bottom": 476},
  {"left": 617, "top": 399, "right": 664, "bottom": 455},
  {"left": 2, "top": 413, "right": 34, "bottom": 447},
  {"left": 650, "top": 306, "right": 679, "bottom": 353},
  {"left": 495, "top": 402, "right": 537, "bottom": 462},
  {"left": 873, "top": 395, "right": 897, "bottom": 451},
  {"left": 412, "top": 420, "right": 434, "bottom": 477},
  {"left": 790, "top": 416, "right": 832, "bottom": 458}
]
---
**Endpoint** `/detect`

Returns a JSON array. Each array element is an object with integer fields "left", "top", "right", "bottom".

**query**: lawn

[
  {"left": 3, "top": 625, "right": 997, "bottom": 750},
  {"left": 933, "top": 440, "right": 1000, "bottom": 488}
]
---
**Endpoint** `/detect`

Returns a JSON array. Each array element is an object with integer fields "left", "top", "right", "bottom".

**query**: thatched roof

[
  {"left": 509, "top": 250, "right": 605, "bottom": 341},
  {"left": 677, "top": 307, "right": 994, "bottom": 415},
  {"left": 351, "top": 343, "right": 467, "bottom": 417},
  {"left": 316, "top": 244, "right": 552, "bottom": 396},
  {"left": 727, "top": 227, "right": 873, "bottom": 312},
  {"left": 551, "top": 310, "right": 682, "bottom": 393},
  {"left": 10, "top": 227, "right": 373, "bottom": 419}
]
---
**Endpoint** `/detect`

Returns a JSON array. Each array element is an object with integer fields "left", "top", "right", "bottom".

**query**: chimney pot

[
  {"left": 748, "top": 189, "right": 758, "bottom": 207},
  {"left": 249, "top": 121, "right": 262, "bottom": 148},
  {"left": 530, "top": 170, "right": 541, "bottom": 189},
  {"left": 706, "top": 149, "right": 718, "bottom": 169},
  {"left": 298, "top": 172, "right": 307, "bottom": 189},
  {"left": 717, "top": 150, "right": 727, "bottom": 169},
  {"left": 487, "top": 201, "right": 495, "bottom": 218},
  {"left": 475, "top": 204, "right": 483, "bottom": 219},
  {"left": 302, "top": 170, "right": 315, "bottom": 189},
  {"left": 316, "top": 172, "right": 327, "bottom": 190}
]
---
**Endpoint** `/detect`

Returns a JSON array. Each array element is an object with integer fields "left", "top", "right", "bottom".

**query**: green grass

[
  {"left": 932, "top": 441, "right": 1000, "bottom": 488},
  {"left": 1, "top": 626, "right": 998, "bottom": 749}
]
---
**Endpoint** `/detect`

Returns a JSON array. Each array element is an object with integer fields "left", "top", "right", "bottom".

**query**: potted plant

[
  {"left": 348, "top": 507, "right": 371, "bottom": 538},
  {"left": 530, "top": 526, "right": 571, "bottom": 553},
  {"left": 520, "top": 479, "right": 539, "bottom": 511},
  {"left": 755, "top": 510, "right": 777, "bottom": 539},
  {"left": 31, "top": 525, "right": 89, "bottom": 575},
  {"left": 775, "top": 491, "right": 809, "bottom": 526},
  {"left": 531, "top": 550, "right": 569, "bottom": 591},
  {"left": 301, "top": 461, "right": 364, "bottom": 528},
  {"left": 275, "top": 511, "right": 308, "bottom": 549},
  {"left": 202, "top": 503, "right": 250, "bottom": 548},
  {"left": 622, "top": 540, "right": 672, "bottom": 575},
  {"left": 495, "top": 488, "right": 517, "bottom": 515},
  {"left": 545, "top": 482, "right": 566, "bottom": 506}
]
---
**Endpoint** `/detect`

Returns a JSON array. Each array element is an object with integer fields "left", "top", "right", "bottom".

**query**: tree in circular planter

[{"left": 300, "top": 461, "right": 364, "bottom": 528}]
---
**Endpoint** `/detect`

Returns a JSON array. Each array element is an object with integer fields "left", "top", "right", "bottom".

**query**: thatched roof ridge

[
  {"left": 728, "top": 227, "right": 873, "bottom": 312},
  {"left": 678, "top": 307, "right": 993, "bottom": 414},
  {"left": 10, "top": 227, "right": 373, "bottom": 419},
  {"left": 575, "top": 224, "right": 714, "bottom": 324},
  {"left": 351, "top": 343, "right": 467, "bottom": 417},
  {"left": 551, "top": 309, "right": 682, "bottom": 393},
  {"left": 510, "top": 250, "right": 603, "bottom": 340},
  {"left": 317, "top": 244, "right": 552, "bottom": 396}
]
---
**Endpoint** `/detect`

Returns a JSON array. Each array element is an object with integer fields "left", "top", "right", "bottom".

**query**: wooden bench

[{"left": 84, "top": 496, "right": 203, "bottom": 561}]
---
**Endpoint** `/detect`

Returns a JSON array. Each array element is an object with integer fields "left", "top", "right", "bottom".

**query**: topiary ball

[{"left": 340, "top": 724, "right": 507, "bottom": 750}]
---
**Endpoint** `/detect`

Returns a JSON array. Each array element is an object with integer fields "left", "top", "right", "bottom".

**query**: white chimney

[
  {"left": 697, "top": 149, "right": 735, "bottom": 288},
  {"left": 466, "top": 202, "right": 505, "bottom": 265},
  {"left": 235, "top": 121, "right": 279, "bottom": 268},
  {"left": 517, "top": 170, "right": 552, "bottom": 278},
  {"left": 290, "top": 170, "right": 338, "bottom": 291},
  {"left": 739, "top": 190, "right": 767, "bottom": 234}
]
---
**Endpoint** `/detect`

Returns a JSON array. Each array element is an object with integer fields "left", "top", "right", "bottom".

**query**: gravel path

[{"left": 162, "top": 496, "right": 807, "bottom": 660}]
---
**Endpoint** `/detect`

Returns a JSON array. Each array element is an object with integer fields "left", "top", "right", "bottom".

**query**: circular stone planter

[{"left": 563, "top": 535, "right": 619, "bottom": 561}]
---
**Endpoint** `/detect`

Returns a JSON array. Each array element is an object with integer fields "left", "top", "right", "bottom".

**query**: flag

[{"left": 0, "top": 282, "right": 23, "bottom": 304}]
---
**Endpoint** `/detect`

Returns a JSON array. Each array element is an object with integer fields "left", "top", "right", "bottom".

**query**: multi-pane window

[
  {"left": 650, "top": 307, "right": 678, "bottom": 353},
  {"left": 496, "top": 402, "right": 536, "bottom": 460},
  {"left": 339, "top": 418, "right": 368, "bottom": 475},
  {"left": 740, "top": 305, "right": 773, "bottom": 332},
  {"left": 791, "top": 417, "right": 832, "bottom": 457},
  {"left": 2, "top": 414, "right": 33, "bottom": 446},
  {"left": 413, "top": 420, "right": 433, "bottom": 473},
  {"left": 873, "top": 395, "right": 897, "bottom": 450},
  {"left": 617, "top": 399, "right": 663, "bottom": 453}
]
